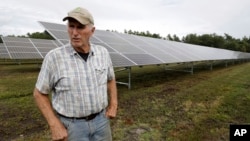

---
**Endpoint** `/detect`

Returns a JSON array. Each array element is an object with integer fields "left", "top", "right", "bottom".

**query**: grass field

[{"left": 0, "top": 61, "right": 250, "bottom": 141}]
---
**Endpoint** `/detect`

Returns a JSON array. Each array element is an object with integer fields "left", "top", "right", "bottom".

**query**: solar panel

[
  {"left": 113, "top": 34, "right": 181, "bottom": 62},
  {"left": 0, "top": 43, "right": 10, "bottom": 59},
  {"left": 240, "top": 52, "right": 250, "bottom": 59},
  {"left": 89, "top": 41, "right": 117, "bottom": 52},
  {"left": 30, "top": 38, "right": 58, "bottom": 57},
  {"left": 104, "top": 43, "right": 145, "bottom": 53},
  {"left": 1, "top": 36, "right": 60, "bottom": 59},
  {"left": 123, "top": 53, "right": 163, "bottom": 65},
  {"left": 10, "top": 53, "right": 42, "bottom": 59},
  {"left": 39, "top": 21, "right": 67, "bottom": 31},
  {"left": 109, "top": 53, "right": 137, "bottom": 67},
  {"left": 38, "top": 21, "right": 68, "bottom": 46},
  {"left": 167, "top": 42, "right": 210, "bottom": 61},
  {"left": 1, "top": 37, "right": 41, "bottom": 59}
]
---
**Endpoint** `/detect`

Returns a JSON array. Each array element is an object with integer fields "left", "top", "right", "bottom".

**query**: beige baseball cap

[{"left": 63, "top": 7, "right": 94, "bottom": 25}]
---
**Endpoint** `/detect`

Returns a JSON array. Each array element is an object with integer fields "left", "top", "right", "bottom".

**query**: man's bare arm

[
  {"left": 33, "top": 88, "right": 68, "bottom": 141},
  {"left": 106, "top": 79, "right": 118, "bottom": 118}
]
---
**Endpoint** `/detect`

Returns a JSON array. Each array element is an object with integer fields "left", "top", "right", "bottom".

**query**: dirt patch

[
  {"left": 0, "top": 100, "right": 47, "bottom": 141},
  {"left": 124, "top": 126, "right": 152, "bottom": 141}
]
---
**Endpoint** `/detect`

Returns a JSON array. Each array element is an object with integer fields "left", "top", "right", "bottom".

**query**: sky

[{"left": 1, "top": 0, "right": 250, "bottom": 39}]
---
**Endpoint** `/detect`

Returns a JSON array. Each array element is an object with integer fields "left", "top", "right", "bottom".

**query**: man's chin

[{"left": 71, "top": 42, "right": 81, "bottom": 48}]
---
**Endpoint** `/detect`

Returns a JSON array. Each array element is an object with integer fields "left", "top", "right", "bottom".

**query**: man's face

[{"left": 67, "top": 19, "right": 95, "bottom": 49}]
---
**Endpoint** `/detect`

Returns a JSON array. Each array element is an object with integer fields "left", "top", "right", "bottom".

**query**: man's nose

[{"left": 72, "top": 28, "right": 78, "bottom": 35}]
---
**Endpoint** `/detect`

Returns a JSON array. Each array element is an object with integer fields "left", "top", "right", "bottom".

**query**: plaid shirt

[{"left": 35, "top": 44, "right": 115, "bottom": 117}]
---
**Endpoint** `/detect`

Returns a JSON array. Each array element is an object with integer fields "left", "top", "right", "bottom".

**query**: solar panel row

[
  {"left": 38, "top": 21, "right": 250, "bottom": 67},
  {"left": 1, "top": 21, "right": 250, "bottom": 68}
]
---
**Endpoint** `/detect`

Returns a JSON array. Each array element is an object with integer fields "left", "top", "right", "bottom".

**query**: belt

[{"left": 57, "top": 110, "right": 102, "bottom": 121}]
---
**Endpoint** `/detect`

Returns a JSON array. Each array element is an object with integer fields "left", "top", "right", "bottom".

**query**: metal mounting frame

[{"left": 115, "top": 67, "right": 132, "bottom": 89}]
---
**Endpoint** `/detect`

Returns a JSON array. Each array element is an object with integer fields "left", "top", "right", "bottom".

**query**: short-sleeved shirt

[{"left": 35, "top": 43, "right": 115, "bottom": 117}]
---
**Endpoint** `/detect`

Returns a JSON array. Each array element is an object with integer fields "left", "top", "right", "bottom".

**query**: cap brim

[
  {"left": 62, "top": 17, "right": 68, "bottom": 21},
  {"left": 62, "top": 16, "right": 89, "bottom": 25}
]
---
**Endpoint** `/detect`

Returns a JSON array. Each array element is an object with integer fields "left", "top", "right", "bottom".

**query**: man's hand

[
  {"left": 107, "top": 78, "right": 118, "bottom": 119},
  {"left": 105, "top": 104, "right": 117, "bottom": 119},
  {"left": 50, "top": 119, "right": 68, "bottom": 141}
]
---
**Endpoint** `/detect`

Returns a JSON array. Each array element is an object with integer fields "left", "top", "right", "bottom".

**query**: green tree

[
  {"left": 241, "top": 36, "right": 250, "bottom": 52},
  {"left": 27, "top": 30, "right": 54, "bottom": 39},
  {"left": 173, "top": 34, "right": 180, "bottom": 42},
  {"left": 167, "top": 34, "right": 173, "bottom": 41},
  {"left": 212, "top": 34, "right": 225, "bottom": 48},
  {"left": 182, "top": 33, "right": 200, "bottom": 44}
]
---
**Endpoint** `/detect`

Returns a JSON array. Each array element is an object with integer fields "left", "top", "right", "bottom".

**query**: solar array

[
  {"left": 1, "top": 21, "right": 250, "bottom": 89},
  {"left": 1, "top": 21, "right": 250, "bottom": 68},
  {"left": 0, "top": 37, "right": 60, "bottom": 59},
  {"left": 38, "top": 21, "right": 250, "bottom": 67}
]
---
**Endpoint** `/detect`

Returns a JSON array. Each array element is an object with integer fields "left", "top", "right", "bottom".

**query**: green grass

[{"left": 1, "top": 62, "right": 250, "bottom": 141}]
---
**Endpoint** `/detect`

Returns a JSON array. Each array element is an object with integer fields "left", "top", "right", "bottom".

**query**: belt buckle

[
  {"left": 85, "top": 115, "right": 91, "bottom": 121},
  {"left": 85, "top": 112, "right": 99, "bottom": 121}
]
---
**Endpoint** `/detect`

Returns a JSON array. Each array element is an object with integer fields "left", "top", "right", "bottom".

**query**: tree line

[
  {"left": 0, "top": 31, "right": 54, "bottom": 45},
  {"left": 1, "top": 29, "right": 250, "bottom": 53},
  {"left": 1, "top": 30, "right": 54, "bottom": 40}
]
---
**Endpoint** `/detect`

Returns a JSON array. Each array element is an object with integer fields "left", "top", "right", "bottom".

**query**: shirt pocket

[
  {"left": 94, "top": 66, "right": 107, "bottom": 85},
  {"left": 54, "top": 76, "right": 71, "bottom": 92}
]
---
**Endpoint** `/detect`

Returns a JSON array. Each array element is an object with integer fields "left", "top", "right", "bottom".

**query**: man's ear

[{"left": 91, "top": 26, "right": 95, "bottom": 33}]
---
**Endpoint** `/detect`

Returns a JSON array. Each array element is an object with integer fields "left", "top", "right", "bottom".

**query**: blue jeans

[{"left": 59, "top": 110, "right": 112, "bottom": 141}]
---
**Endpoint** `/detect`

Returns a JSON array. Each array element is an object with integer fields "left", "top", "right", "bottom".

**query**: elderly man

[{"left": 33, "top": 7, "right": 118, "bottom": 141}]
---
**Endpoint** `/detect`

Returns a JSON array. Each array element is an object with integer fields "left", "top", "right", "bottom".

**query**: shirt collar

[{"left": 67, "top": 44, "right": 95, "bottom": 56}]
